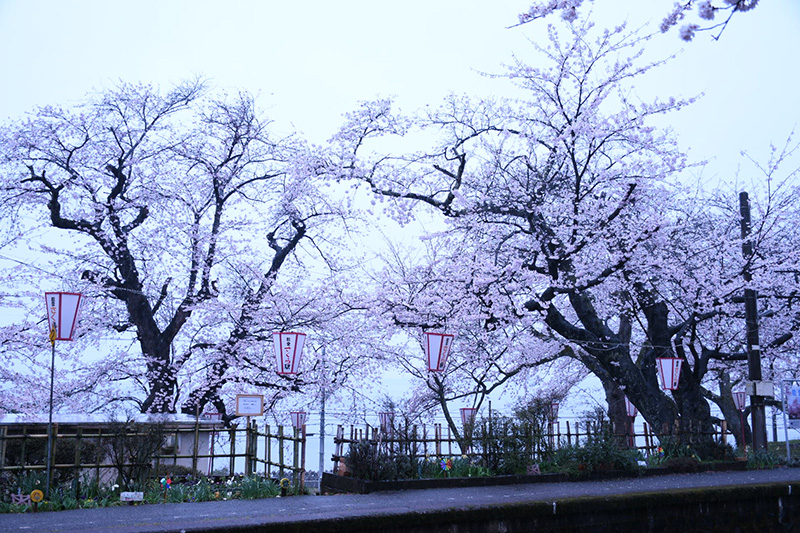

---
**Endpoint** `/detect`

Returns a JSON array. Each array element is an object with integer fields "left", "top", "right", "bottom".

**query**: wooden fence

[
  {"left": 331, "top": 419, "right": 734, "bottom": 472},
  {"left": 0, "top": 420, "right": 307, "bottom": 488}
]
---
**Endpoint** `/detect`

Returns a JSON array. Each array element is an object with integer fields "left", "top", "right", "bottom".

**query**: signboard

[
  {"left": 782, "top": 379, "right": 800, "bottom": 463},
  {"left": 235, "top": 394, "right": 264, "bottom": 417},
  {"left": 784, "top": 381, "right": 800, "bottom": 429},
  {"left": 120, "top": 491, "right": 144, "bottom": 502}
]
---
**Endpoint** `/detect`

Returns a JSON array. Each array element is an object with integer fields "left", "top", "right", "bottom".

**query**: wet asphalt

[{"left": 1, "top": 467, "right": 799, "bottom": 533}]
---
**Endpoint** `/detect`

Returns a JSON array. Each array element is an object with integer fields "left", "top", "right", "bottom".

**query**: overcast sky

[
  {"left": 1, "top": 0, "right": 799, "bottom": 187},
  {"left": 1, "top": 0, "right": 799, "bottom": 424}
]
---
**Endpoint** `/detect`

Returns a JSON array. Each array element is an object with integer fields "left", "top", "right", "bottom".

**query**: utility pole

[
  {"left": 319, "top": 346, "right": 326, "bottom": 480},
  {"left": 739, "top": 191, "right": 768, "bottom": 451}
]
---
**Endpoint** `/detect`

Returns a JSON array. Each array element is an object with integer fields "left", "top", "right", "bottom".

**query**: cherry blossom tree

[
  {"left": 0, "top": 80, "right": 366, "bottom": 417},
  {"left": 368, "top": 236, "right": 585, "bottom": 449},
  {"left": 516, "top": 0, "right": 760, "bottom": 41},
  {"left": 327, "top": 19, "right": 757, "bottom": 451}
]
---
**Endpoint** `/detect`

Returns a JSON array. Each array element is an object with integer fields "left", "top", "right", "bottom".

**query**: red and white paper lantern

[
  {"left": 44, "top": 292, "right": 82, "bottom": 342},
  {"left": 272, "top": 332, "right": 306, "bottom": 375},
  {"left": 656, "top": 357, "right": 683, "bottom": 391},
  {"left": 549, "top": 401, "right": 560, "bottom": 421},
  {"left": 625, "top": 397, "right": 638, "bottom": 418},
  {"left": 422, "top": 332, "right": 454, "bottom": 372},
  {"left": 732, "top": 391, "right": 747, "bottom": 411},
  {"left": 290, "top": 411, "right": 308, "bottom": 428},
  {"left": 378, "top": 412, "right": 394, "bottom": 434},
  {"left": 460, "top": 407, "right": 478, "bottom": 428}
]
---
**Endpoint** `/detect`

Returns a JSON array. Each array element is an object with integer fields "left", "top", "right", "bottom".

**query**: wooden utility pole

[{"left": 739, "top": 191, "right": 767, "bottom": 451}]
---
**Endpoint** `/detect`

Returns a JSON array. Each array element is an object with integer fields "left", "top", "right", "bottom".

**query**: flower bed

[{"left": 321, "top": 461, "right": 748, "bottom": 494}]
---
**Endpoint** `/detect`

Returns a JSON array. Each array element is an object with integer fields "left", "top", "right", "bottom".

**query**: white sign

[
  {"left": 120, "top": 491, "right": 144, "bottom": 502},
  {"left": 236, "top": 394, "right": 264, "bottom": 417}
]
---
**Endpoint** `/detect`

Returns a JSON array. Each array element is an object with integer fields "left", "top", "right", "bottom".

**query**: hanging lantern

[
  {"left": 44, "top": 292, "right": 82, "bottom": 342},
  {"left": 549, "top": 401, "right": 560, "bottom": 421},
  {"left": 460, "top": 407, "right": 478, "bottom": 428},
  {"left": 422, "top": 332, "right": 454, "bottom": 372},
  {"left": 272, "top": 332, "right": 306, "bottom": 375},
  {"left": 732, "top": 391, "right": 747, "bottom": 411},
  {"left": 378, "top": 412, "right": 394, "bottom": 434},
  {"left": 656, "top": 357, "right": 683, "bottom": 390},
  {"left": 625, "top": 397, "right": 638, "bottom": 418},
  {"left": 290, "top": 411, "right": 307, "bottom": 428}
]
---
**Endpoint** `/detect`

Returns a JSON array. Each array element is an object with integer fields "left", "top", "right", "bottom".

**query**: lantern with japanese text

[
  {"left": 624, "top": 397, "right": 638, "bottom": 447},
  {"left": 549, "top": 401, "right": 560, "bottom": 422},
  {"left": 44, "top": 292, "right": 82, "bottom": 342},
  {"left": 43, "top": 291, "right": 82, "bottom": 499},
  {"left": 656, "top": 357, "right": 683, "bottom": 390},
  {"left": 422, "top": 332, "right": 454, "bottom": 372},
  {"left": 732, "top": 390, "right": 748, "bottom": 449},
  {"left": 460, "top": 407, "right": 477, "bottom": 428},
  {"left": 378, "top": 412, "right": 394, "bottom": 434},
  {"left": 272, "top": 332, "right": 306, "bottom": 375},
  {"left": 733, "top": 391, "right": 747, "bottom": 411},
  {"left": 290, "top": 411, "right": 307, "bottom": 428},
  {"left": 625, "top": 397, "right": 638, "bottom": 418}
]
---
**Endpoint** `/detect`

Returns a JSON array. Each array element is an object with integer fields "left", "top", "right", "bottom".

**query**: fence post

[
  {"left": 300, "top": 425, "right": 306, "bottom": 489},
  {"left": 0, "top": 426, "right": 6, "bottom": 469},
  {"left": 293, "top": 426, "right": 300, "bottom": 488},
  {"left": 249, "top": 421, "right": 257, "bottom": 477},
  {"left": 721, "top": 420, "right": 728, "bottom": 448},
  {"left": 20, "top": 426, "right": 27, "bottom": 473},
  {"left": 96, "top": 427, "right": 102, "bottom": 481},
  {"left": 192, "top": 410, "right": 200, "bottom": 474},
  {"left": 209, "top": 425, "right": 216, "bottom": 476},
  {"left": 50, "top": 423, "right": 59, "bottom": 480},
  {"left": 73, "top": 427, "right": 82, "bottom": 496},
  {"left": 264, "top": 425, "right": 272, "bottom": 477},
  {"left": 229, "top": 425, "right": 236, "bottom": 476},
  {"left": 278, "top": 425, "right": 285, "bottom": 480}
]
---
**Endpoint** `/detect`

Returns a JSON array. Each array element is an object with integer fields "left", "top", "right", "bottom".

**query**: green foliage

[
  {"left": 102, "top": 420, "right": 168, "bottom": 489},
  {"left": 0, "top": 472, "right": 295, "bottom": 512},
  {"left": 476, "top": 415, "right": 548, "bottom": 475},
  {"left": 418, "top": 455, "right": 492, "bottom": 478},
  {"left": 344, "top": 440, "right": 416, "bottom": 481},
  {"left": 747, "top": 449, "right": 784, "bottom": 470},
  {"left": 543, "top": 434, "right": 641, "bottom": 478},
  {"left": 240, "top": 476, "right": 280, "bottom": 499}
]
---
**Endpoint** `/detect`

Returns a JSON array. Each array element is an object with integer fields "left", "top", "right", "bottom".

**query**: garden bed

[{"left": 321, "top": 461, "right": 748, "bottom": 494}]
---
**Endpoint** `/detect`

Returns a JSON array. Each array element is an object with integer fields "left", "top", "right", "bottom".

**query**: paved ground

[{"left": 2, "top": 468, "right": 800, "bottom": 533}]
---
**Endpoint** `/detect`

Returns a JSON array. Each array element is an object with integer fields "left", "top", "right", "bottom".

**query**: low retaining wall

[{"left": 296, "top": 481, "right": 797, "bottom": 532}]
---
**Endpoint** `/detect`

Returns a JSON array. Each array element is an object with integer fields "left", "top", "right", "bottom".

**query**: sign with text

[
  {"left": 784, "top": 381, "right": 800, "bottom": 429},
  {"left": 235, "top": 394, "right": 264, "bottom": 417},
  {"left": 120, "top": 491, "right": 144, "bottom": 502}
]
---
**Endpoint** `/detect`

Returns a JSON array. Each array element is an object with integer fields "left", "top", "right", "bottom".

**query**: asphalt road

[{"left": 2, "top": 468, "right": 800, "bottom": 533}]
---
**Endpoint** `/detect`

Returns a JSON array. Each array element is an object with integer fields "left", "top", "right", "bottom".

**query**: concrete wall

[{"left": 284, "top": 482, "right": 798, "bottom": 532}]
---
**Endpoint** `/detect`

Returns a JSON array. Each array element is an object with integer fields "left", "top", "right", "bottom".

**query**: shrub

[
  {"left": 544, "top": 434, "right": 641, "bottom": 478},
  {"left": 747, "top": 449, "right": 784, "bottom": 470},
  {"left": 344, "top": 440, "right": 416, "bottom": 481},
  {"left": 475, "top": 416, "right": 541, "bottom": 475}
]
